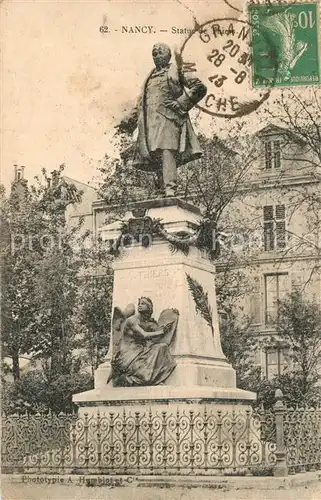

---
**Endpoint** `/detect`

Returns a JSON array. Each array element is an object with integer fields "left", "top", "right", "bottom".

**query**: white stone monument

[{"left": 73, "top": 198, "right": 255, "bottom": 414}]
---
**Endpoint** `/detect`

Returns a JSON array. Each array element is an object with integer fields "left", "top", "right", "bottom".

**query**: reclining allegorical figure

[{"left": 108, "top": 297, "right": 179, "bottom": 387}]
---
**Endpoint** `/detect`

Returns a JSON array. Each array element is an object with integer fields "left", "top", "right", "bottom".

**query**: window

[
  {"left": 263, "top": 205, "right": 286, "bottom": 251},
  {"left": 265, "top": 140, "right": 281, "bottom": 169},
  {"left": 265, "top": 347, "right": 290, "bottom": 380},
  {"left": 264, "top": 273, "right": 289, "bottom": 325}
]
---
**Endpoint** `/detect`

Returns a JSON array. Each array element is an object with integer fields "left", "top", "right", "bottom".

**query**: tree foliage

[
  {"left": 252, "top": 372, "right": 321, "bottom": 410},
  {"left": 76, "top": 274, "right": 113, "bottom": 377},
  {"left": 2, "top": 370, "right": 93, "bottom": 414},
  {"left": 1, "top": 167, "right": 112, "bottom": 402},
  {"left": 1, "top": 167, "right": 84, "bottom": 379},
  {"left": 219, "top": 307, "right": 260, "bottom": 390},
  {"left": 276, "top": 290, "right": 321, "bottom": 400},
  {"left": 241, "top": 291, "right": 321, "bottom": 409},
  {"left": 265, "top": 90, "right": 321, "bottom": 283},
  {"left": 1, "top": 180, "right": 37, "bottom": 380}
]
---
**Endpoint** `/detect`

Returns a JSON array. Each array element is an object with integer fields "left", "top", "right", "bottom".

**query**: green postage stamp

[{"left": 249, "top": 2, "right": 320, "bottom": 87}]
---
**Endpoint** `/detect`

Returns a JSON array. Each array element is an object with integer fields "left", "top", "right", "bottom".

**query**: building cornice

[{"left": 216, "top": 252, "right": 320, "bottom": 271}]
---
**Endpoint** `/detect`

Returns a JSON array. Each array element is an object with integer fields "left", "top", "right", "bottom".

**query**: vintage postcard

[{"left": 1, "top": 0, "right": 320, "bottom": 499}]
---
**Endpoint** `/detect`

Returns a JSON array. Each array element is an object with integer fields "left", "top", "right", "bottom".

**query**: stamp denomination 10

[{"left": 249, "top": 2, "right": 320, "bottom": 88}]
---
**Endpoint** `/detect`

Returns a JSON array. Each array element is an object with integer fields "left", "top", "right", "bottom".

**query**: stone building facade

[{"left": 216, "top": 124, "right": 320, "bottom": 380}]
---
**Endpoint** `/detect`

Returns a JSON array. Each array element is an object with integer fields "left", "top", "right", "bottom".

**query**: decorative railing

[
  {"left": 1, "top": 392, "right": 320, "bottom": 477},
  {"left": 284, "top": 406, "right": 321, "bottom": 473},
  {"left": 2, "top": 407, "right": 276, "bottom": 475}
]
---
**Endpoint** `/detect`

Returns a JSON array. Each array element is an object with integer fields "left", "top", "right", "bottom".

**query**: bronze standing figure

[{"left": 118, "top": 43, "right": 207, "bottom": 197}]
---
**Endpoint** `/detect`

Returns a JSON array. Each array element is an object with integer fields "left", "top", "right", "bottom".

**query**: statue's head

[
  {"left": 152, "top": 43, "right": 171, "bottom": 69},
  {"left": 138, "top": 297, "right": 153, "bottom": 316}
]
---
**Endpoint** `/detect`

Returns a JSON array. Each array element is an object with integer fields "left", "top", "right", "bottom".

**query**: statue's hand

[
  {"left": 162, "top": 322, "right": 174, "bottom": 335},
  {"left": 164, "top": 99, "right": 186, "bottom": 117}
]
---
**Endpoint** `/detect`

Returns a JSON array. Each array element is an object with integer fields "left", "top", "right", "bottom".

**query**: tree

[
  {"left": 1, "top": 167, "right": 116, "bottom": 410},
  {"left": 97, "top": 133, "right": 156, "bottom": 214},
  {"left": 1, "top": 178, "right": 38, "bottom": 380},
  {"left": 20, "top": 167, "right": 84, "bottom": 378},
  {"left": 76, "top": 274, "right": 113, "bottom": 377},
  {"left": 265, "top": 89, "right": 321, "bottom": 283},
  {"left": 276, "top": 290, "right": 321, "bottom": 403},
  {"left": 1, "top": 167, "right": 84, "bottom": 380},
  {"left": 267, "top": 89, "right": 320, "bottom": 176},
  {"left": 253, "top": 372, "right": 321, "bottom": 410},
  {"left": 219, "top": 307, "right": 260, "bottom": 391},
  {"left": 247, "top": 290, "right": 321, "bottom": 409},
  {"left": 2, "top": 369, "right": 93, "bottom": 414},
  {"left": 218, "top": 288, "right": 321, "bottom": 408},
  {"left": 2, "top": 165, "right": 114, "bottom": 387}
]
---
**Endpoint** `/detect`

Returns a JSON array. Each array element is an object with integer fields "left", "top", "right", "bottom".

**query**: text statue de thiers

[{"left": 117, "top": 43, "right": 207, "bottom": 197}]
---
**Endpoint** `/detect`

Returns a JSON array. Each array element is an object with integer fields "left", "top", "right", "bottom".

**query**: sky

[{"left": 0, "top": 0, "right": 317, "bottom": 189}]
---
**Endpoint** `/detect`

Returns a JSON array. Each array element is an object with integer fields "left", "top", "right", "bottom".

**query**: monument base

[
  {"left": 73, "top": 384, "right": 255, "bottom": 416},
  {"left": 94, "top": 355, "right": 238, "bottom": 390},
  {"left": 70, "top": 196, "right": 260, "bottom": 475},
  {"left": 73, "top": 196, "right": 256, "bottom": 413}
]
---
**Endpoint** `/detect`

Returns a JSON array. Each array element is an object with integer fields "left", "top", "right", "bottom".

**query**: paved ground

[{"left": 2, "top": 483, "right": 321, "bottom": 500}]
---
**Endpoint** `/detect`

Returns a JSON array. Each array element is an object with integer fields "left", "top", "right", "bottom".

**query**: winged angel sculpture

[
  {"left": 262, "top": 9, "right": 308, "bottom": 81},
  {"left": 108, "top": 297, "right": 179, "bottom": 387}
]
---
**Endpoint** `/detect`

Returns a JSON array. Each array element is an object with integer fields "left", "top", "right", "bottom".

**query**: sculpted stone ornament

[
  {"left": 117, "top": 43, "right": 207, "bottom": 197},
  {"left": 108, "top": 297, "right": 179, "bottom": 387}
]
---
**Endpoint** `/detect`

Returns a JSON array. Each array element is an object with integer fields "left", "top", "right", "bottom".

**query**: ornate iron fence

[
  {"left": 2, "top": 407, "right": 276, "bottom": 475},
  {"left": 2, "top": 394, "right": 320, "bottom": 477},
  {"left": 284, "top": 406, "right": 321, "bottom": 473}
]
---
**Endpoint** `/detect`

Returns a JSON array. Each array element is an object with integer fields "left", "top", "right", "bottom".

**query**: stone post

[{"left": 273, "top": 388, "right": 288, "bottom": 477}]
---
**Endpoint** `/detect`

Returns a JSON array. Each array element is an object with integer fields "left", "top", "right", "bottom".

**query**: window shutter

[
  {"left": 276, "top": 221, "right": 286, "bottom": 248},
  {"left": 275, "top": 205, "right": 285, "bottom": 220},
  {"left": 264, "top": 205, "right": 274, "bottom": 220},
  {"left": 265, "top": 142, "right": 272, "bottom": 169},
  {"left": 263, "top": 207, "right": 274, "bottom": 251},
  {"left": 275, "top": 205, "right": 286, "bottom": 249},
  {"left": 265, "top": 274, "right": 278, "bottom": 325},
  {"left": 273, "top": 140, "right": 281, "bottom": 168},
  {"left": 264, "top": 222, "right": 274, "bottom": 251}
]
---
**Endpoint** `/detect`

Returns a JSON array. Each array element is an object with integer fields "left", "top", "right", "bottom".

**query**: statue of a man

[{"left": 117, "top": 43, "right": 207, "bottom": 197}]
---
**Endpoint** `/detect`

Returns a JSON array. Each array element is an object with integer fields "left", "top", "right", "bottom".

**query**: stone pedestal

[{"left": 73, "top": 197, "right": 255, "bottom": 412}]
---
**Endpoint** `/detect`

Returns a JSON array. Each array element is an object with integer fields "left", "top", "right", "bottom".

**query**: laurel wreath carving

[
  {"left": 156, "top": 222, "right": 202, "bottom": 256},
  {"left": 107, "top": 215, "right": 220, "bottom": 260}
]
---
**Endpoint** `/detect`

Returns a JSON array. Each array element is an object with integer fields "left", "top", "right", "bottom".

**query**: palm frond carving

[
  {"left": 262, "top": 10, "right": 308, "bottom": 80},
  {"left": 186, "top": 273, "right": 214, "bottom": 338}
]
